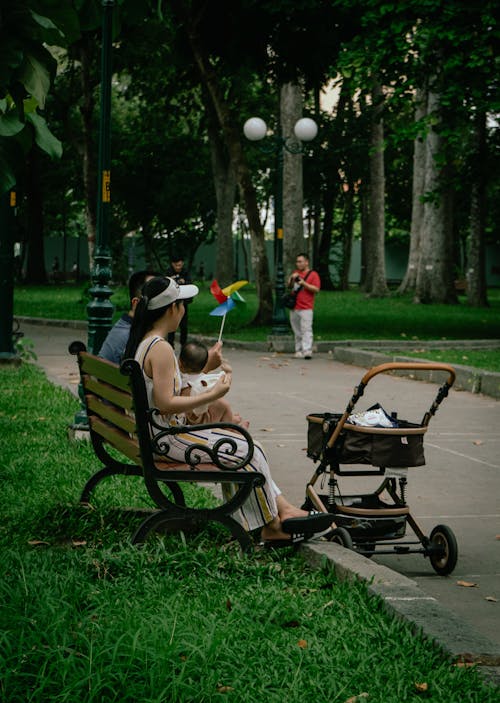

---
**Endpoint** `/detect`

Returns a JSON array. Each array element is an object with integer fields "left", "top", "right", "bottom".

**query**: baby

[{"left": 179, "top": 341, "right": 249, "bottom": 428}]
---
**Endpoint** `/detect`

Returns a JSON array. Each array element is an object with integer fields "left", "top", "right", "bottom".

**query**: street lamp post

[
  {"left": 72, "top": 0, "right": 114, "bottom": 431},
  {"left": 87, "top": 0, "right": 115, "bottom": 357},
  {"left": 243, "top": 116, "right": 317, "bottom": 335}
]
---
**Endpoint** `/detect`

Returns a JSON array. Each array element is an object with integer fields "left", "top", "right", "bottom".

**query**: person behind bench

[
  {"left": 99, "top": 270, "right": 223, "bottom": 376},
  {"left": 123, "top": 276, "right": 332, "bottom": 546}
]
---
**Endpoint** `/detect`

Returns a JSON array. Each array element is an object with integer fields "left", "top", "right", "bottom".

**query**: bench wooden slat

[
  {"left": 86, "top": 395, "right": 137, "bottom": 434},
  {"left": 84, "top": 375, "right": 134, "bottom": 411},
  {"left": 89, "top": 415, "right": 143, "bottom": 466},
  {"left": 80, "top": 352, "right": 132, "bottom": 392}
]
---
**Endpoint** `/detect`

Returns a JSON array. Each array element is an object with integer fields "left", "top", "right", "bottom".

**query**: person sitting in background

[
  {"left": 179, "top": 340, "right": 249, "bottom": 428},
  {"left": 99, "top": 270, "right": 156, "bottom": 365},
  {"left": 99, "top": 270, "right": 224, "bottom": 373}
]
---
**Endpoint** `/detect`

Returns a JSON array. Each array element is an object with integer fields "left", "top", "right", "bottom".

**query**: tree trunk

[
  {"left": 364, "top": 82, "right": 389, "bottom": 297},
  {"left": 205, "top": 94, "right": 237, "bottom": 285},
  {"left": 415, "top": 86, "right": 457, "bottom": 304},
  {"left": 339, "top": 183, "right": 354, "bottom": 291},
  {"left": 316, "top": 175, "right": 335, "bottom": 289},
  {"left": 359, "top": 184, "right": 370, "bottom": 288},
  {"left": 184, "top": 19, "right": 273, "bottom": 323},
  {"left": 398, "top": 87, "right": 426, "bottom": 294},
  {"left": 24, "top": 148, "right": 47, "bottom": 284},
  {"left": 466, "top": 110, "right": 488, "bottom": 307},
  {"left": 281, "top": 81, "right": 304, "bottom": 276},
  {"left": 78, "top": 35, "right": 98, "bottom": 273}
]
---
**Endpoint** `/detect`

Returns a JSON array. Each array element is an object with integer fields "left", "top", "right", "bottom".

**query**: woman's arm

[{"left": 148, "top": 340, "right": 231, "bottom": 415}]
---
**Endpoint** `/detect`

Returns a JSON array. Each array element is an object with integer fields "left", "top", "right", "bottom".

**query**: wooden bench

[{"left": 69, "top": 341, "right": 265, "bottom": 550}]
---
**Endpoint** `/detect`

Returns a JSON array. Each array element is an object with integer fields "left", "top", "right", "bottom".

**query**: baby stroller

[{"left": 302, "top": 362, "right": 458, "bottom": 575}]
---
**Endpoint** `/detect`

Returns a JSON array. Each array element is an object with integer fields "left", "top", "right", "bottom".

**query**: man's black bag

[{"left": 282, "top": 292, "right": 297, "bottom": 309}]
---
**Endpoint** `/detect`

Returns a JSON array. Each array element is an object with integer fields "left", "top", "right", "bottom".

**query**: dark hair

[
  {"left": 296, "top": 252, "right": 309, "bottom": 261},
  {"left": 171, "top": 254, "right": 184, "bottom": 264},
  {"left": 124, "top": 276, "right": 176, "bottom": 359},
  {"left": 179, "top": 341, "right": 208, "bottom": 374},
  {"left": 128, "top": 270, "right": 157, "bottom": 302}
]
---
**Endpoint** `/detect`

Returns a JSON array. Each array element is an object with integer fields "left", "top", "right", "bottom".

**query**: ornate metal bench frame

[{"left": 70, "top": 341, "right": 264, "bottom": 550}]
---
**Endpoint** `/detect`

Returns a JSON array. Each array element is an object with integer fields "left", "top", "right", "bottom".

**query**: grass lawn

[
  {"left": 14, "top": 284, "right": 500, "bottom": 342},
  {"left": 398, "top": 348, "right": 500, "bottom": 374},
  {"left": 1, "top": 363, "right": 498, "bottom": 702}
]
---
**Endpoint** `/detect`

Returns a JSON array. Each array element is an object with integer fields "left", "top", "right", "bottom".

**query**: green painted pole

[
  {"left": 0, "top": 189, "right": 18, "bottom": 362},
  {"left": 87, "top": 0, "right": 114, "bottom": 356},
  {"left": 272, "top": 143, "right": 288, "bottom": 335},
  {"left": 72, "top": 0, "right": 114, "bottom": 431}
]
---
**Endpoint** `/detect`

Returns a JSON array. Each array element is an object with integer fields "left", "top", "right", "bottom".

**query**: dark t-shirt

[{"left": 165, "top": 267, "right": 192, "bottom": 303}]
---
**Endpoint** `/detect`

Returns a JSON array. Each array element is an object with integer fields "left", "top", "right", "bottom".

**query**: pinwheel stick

[{"left": 218, "top": 314, "right": 227, "bottom": 343}]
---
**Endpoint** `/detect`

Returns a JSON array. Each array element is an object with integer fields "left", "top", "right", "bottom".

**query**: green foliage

[
  {"left": 0, "top": 0, "right": 81, "bottom": 194},
  {"left": 14, "top": 336, "right": 37, "bottom": 361},
  {"left": 0, "top": 363, "right": 497, "bottom": 701}
]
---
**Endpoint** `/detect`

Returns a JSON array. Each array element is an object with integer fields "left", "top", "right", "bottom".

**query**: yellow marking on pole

[
  {"left": 10, "top": 191, "right": 16, "bottom": 207},
  {"left": 277, "top": 228, "right": 283, "bottom": 239},
  {"left": 102, "top": 170, "right": 111, "bottom": 202}
]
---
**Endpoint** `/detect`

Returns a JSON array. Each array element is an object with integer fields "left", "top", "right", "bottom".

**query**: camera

[{"left": 294, "top": 275, "right": 301, "bottom": 283}]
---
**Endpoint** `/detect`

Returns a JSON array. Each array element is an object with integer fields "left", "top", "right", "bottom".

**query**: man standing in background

[
  {"left": 165, "top": 255, "right": 192, "bottom": 348},
  {"left": 287, "top": 253, "right": 321, "bottom": 360}
]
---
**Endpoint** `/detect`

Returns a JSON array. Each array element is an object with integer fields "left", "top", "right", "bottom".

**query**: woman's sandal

[{"left": 281, "top": 511, "right": 333, "bottom": 535}]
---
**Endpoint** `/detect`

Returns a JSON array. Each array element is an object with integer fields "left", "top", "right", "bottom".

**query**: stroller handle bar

[
  {"left": 326, "top": 361, "right": 456, "bottom": 449},
  {"left": 360, "top": 361, "right": 455, "bottom": 387}
]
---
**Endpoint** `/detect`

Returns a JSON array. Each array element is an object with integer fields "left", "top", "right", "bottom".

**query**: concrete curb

[{"left": 301, "top": 541, "right": 500, "bottom": 686}]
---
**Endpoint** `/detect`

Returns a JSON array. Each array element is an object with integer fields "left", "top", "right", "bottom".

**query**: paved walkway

[{"left": 17, "top": 321, "right": 500, "bottom": 684}]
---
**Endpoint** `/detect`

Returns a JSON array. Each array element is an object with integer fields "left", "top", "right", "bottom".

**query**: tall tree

[
  {"left": 398, "top": 88, "right": 426, "bottom": 294},
  {"left": 281, "top": 81, "right": 305, "bottom": 275},
  {"left": 363, "top": 82, "right": 389, "bottom": 296}
]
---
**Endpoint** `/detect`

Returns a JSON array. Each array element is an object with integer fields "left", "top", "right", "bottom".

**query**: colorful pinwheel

[{"left": 209, "top": 279, "right": 248, "bottom": 341}]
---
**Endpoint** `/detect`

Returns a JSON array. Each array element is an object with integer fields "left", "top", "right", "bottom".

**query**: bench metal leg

[
  {"left": 131, "top": 512, "right": 254, "bottom": 552},
  {"left": 80, "top": 466, "right": 143, "bottom": 503}
]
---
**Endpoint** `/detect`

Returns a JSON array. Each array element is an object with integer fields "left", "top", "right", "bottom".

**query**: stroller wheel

[
  {"left": 327, "top": 527, "right": 353, "bottom": 550},
  {"left": 429, "top": 524, "right": 458, "bottom": 575}
]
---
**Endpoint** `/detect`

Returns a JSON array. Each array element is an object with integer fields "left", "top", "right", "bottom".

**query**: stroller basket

[{"left": 307, "top": 413, "right": 426, "bottom": 467}]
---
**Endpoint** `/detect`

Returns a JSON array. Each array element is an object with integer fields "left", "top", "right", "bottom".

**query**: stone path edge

[{"left": 301, "top": 541, "right": 500, "bottom": 687}]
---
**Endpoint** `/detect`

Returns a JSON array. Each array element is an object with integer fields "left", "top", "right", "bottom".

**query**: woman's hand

[{"left": 209, "top": 372, "right": 232, "bottom": 400}]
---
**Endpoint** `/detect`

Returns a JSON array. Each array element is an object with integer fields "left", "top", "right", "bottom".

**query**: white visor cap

[{"left": 147, "top": 277, "right": 199, "bottom": 310}]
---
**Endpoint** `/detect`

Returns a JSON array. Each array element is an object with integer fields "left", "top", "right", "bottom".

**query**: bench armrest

[{"left": 148, "top": 410, "right": 255, "bottom": 471}]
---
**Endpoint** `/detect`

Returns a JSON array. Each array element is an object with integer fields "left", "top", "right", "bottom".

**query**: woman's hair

[
  {"left": 124, "top": 276, "right": 177, "bottom": 359},
  {"left": 179, "top": 341, "right": 208, "bottom": 374}
]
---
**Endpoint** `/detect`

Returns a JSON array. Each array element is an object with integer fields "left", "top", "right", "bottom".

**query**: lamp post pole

[
  {"left": 72, "top": 0, "right": 114, "bottom": 431},
  {"left": 243, "top": 116, "right": 317, "bottom": 336},
  {"left": 273, "top": 139, "right": 287, "bottom": 333},
  {"left": 87, "top": 0, "right": 114, "bottom": 356}
]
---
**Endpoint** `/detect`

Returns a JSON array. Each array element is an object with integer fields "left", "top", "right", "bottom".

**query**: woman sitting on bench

[{"left": 124, "top": 276, "right": 332, "bottom": 546}]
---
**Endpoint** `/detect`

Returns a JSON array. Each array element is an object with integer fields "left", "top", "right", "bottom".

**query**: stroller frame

[{"left": 303, "top": 362, "right": 458, "bottom": 575}]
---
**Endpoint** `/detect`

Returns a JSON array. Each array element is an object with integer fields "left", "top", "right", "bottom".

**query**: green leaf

[
  {"left": 29, "top": 10, "right": 60, "bottom": 33},
  {"left": 16, "top": 52, "right": 52, "bottom": 109},
  {"left": 26, "top": 112, "right": 62, "bottom": 159},
  {"left": 0, "top": 150, "right": 17, "bottom": 195},
  {"left": 0, "top": 111, "right": 24, "bottom": 137}
]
